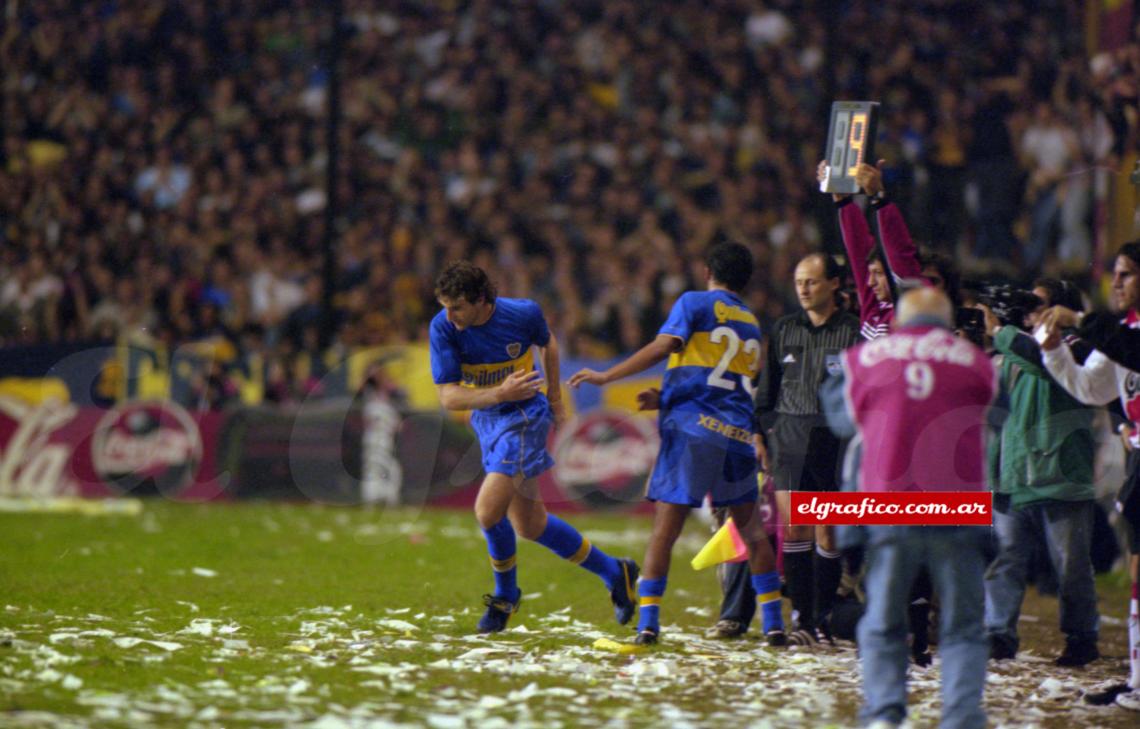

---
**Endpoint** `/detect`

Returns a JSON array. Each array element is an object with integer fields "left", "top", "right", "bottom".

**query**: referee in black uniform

[{"left": 708, "top": 252, "right": 861, "bottom": 644}]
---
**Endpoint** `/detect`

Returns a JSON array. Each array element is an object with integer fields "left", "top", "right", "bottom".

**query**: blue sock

[
  {"left": 534, "top": 515, "right": 621, "bottom": 587},
  {"left": 482, "top": 518, "right": 519, "bottom": 601},
  {"left": 751, "top": 571, "right": 784, "bottom": 633},
  {"left": 637, "top": 576, "right": 667, "bottom": 633}
]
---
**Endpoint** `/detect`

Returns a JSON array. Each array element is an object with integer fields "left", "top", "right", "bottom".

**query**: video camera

[
  {"left": 955, "top": 307, "right": 985, "bottom": 347},
  {"left": 976, "top": 284, "right": 1043, "bottom": 330}
]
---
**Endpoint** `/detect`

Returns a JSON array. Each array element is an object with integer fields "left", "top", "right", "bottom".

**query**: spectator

[
  {"left": 1019, "top": 102, "right": 1082, "bottom": 273},
  {"left": 968, "top": 90, "right": 1021, "bottom": 267},
  {"left": 0, "top": 1, "right": 1118, "bottom": 376},
  {"left": 135, "top": 148, "right": 193, "bottom": 210}
]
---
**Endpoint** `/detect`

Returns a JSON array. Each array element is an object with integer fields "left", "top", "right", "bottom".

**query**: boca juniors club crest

[{"left": 506, "top": 342, "right": 522, "bottom": 358}]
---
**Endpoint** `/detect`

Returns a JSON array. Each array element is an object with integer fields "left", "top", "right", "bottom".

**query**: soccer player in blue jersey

[
  {"left": 569, "top": 242, "right": 786, "bottom": 646},
  {"left": 429, "top": 261, "right": 639, "bottom": 633}
]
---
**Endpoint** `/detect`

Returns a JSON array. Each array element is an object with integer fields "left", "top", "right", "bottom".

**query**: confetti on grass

[
  {"left": 375, "top": 619, "right": 419, "bottom": 633},
  {"left": 112, "top": 637, "right": 183, "bottom": 652},
  {"left": 2, "top": 503, "right": 1136, "bottom": 728}
]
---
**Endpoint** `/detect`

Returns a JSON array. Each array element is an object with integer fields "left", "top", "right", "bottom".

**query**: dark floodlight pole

[
  {"left": 821, "top": 0, "right": 838, "bottom": 108},
  {"left": 320, "top": 0, "right": 344, "bottom": 351}
]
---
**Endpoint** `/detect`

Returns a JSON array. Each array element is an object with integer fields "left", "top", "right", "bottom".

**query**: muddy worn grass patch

[{"left": 0, "top": 502, "right": 1134, "bottom": 727}]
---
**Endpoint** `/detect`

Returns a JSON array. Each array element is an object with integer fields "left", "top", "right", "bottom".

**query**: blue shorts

[
  {"left": 471, "top": 397, "right": 555, "bottom": 480},
  {"left": 646, "top": 430, "right": 758, "bottom": 508}
]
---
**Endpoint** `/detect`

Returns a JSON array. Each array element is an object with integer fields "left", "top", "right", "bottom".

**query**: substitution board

[{"left": 820, "top": 101, "right": 879, "bottom": 195}]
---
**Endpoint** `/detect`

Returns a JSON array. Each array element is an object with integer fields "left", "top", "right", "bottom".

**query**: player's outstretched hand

[
  {"left": 568, "top": 368, "right": 606, "bottom": 388},
  {"left": 636, "top": 387, "right": 660, "bottom": 411},
  {"left": 497, "top": 369, "right": 544, "bottom": 402}
]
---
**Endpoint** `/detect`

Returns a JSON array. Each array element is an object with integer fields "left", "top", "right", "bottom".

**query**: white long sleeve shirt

[{"left": 1043, "top": 345, "right": 1140, "bottom": 449}]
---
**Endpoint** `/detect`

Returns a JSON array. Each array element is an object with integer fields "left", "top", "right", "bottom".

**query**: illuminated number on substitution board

[{"left": 845, "top": 112, "right": 868, "bottom": 176}]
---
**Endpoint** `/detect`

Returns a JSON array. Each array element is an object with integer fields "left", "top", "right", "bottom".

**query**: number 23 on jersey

[{"left": 706, "top": 325, "right": 761, "bottom": 395}]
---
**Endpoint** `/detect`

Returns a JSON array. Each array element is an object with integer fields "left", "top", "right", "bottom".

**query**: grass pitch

[{"left": 0, "top": 501, "right": 1136, "bottom": 727}]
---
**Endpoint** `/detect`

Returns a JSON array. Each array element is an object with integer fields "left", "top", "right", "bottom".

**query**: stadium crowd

[{"left": 1, "top": 0, "right": 1134, "bottom": 383}]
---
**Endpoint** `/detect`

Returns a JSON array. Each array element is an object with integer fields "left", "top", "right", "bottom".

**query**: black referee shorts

[{"left": 767, "top": 415, "right": 845, "bottom": 492}]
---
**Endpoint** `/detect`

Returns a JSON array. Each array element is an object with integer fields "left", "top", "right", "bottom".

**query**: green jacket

[{"left": 993, "top": 326, "right": 1095, "bottom": 508}]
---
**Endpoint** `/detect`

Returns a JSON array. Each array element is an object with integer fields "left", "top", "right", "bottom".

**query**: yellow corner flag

[{"left": 691, "top": 517, "right": 749, "bottom": 570}]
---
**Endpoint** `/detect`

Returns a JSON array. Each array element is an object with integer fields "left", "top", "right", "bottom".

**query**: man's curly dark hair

[{"left": 434, "top": 261, "right": 497, "bottom": 305}]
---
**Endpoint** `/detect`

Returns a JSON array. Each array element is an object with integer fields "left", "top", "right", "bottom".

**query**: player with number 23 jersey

[
  {"left": 651, "top": 289, "right": 762, "bottom": 506},
  {"left": 568, "top": 243, "right": 784, "bottom": 647}
]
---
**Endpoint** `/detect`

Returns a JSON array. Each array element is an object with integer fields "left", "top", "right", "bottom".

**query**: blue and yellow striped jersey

[
  {"left": 429, "top": 298, "right": 550, "bottom": 414},
  {"left": 659, "top": 290, "right": 761, "bottom": 453}
]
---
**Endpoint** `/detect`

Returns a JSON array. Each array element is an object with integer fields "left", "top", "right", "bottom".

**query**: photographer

[{"left": 980, "top": 278, "right": 1100, "bottom": 666}]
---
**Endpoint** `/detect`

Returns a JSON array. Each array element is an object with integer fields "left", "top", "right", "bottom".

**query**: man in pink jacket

[
  {"left": 820, "top": 160, "right": 926, "bottom": 341},
  {"left": 835, "top": 288, "right": 997, "bottom": 729}
]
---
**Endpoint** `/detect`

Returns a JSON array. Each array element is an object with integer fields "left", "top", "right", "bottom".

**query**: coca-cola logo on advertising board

[
  {"left": 0, "top": 396, "right": 80, "bottom": 497},
  {"left": 552, "top": 410, "right": 659, "bottom": 508},
  {"left": 92, "top": 401, "right": 202, "bottom": 495}
]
